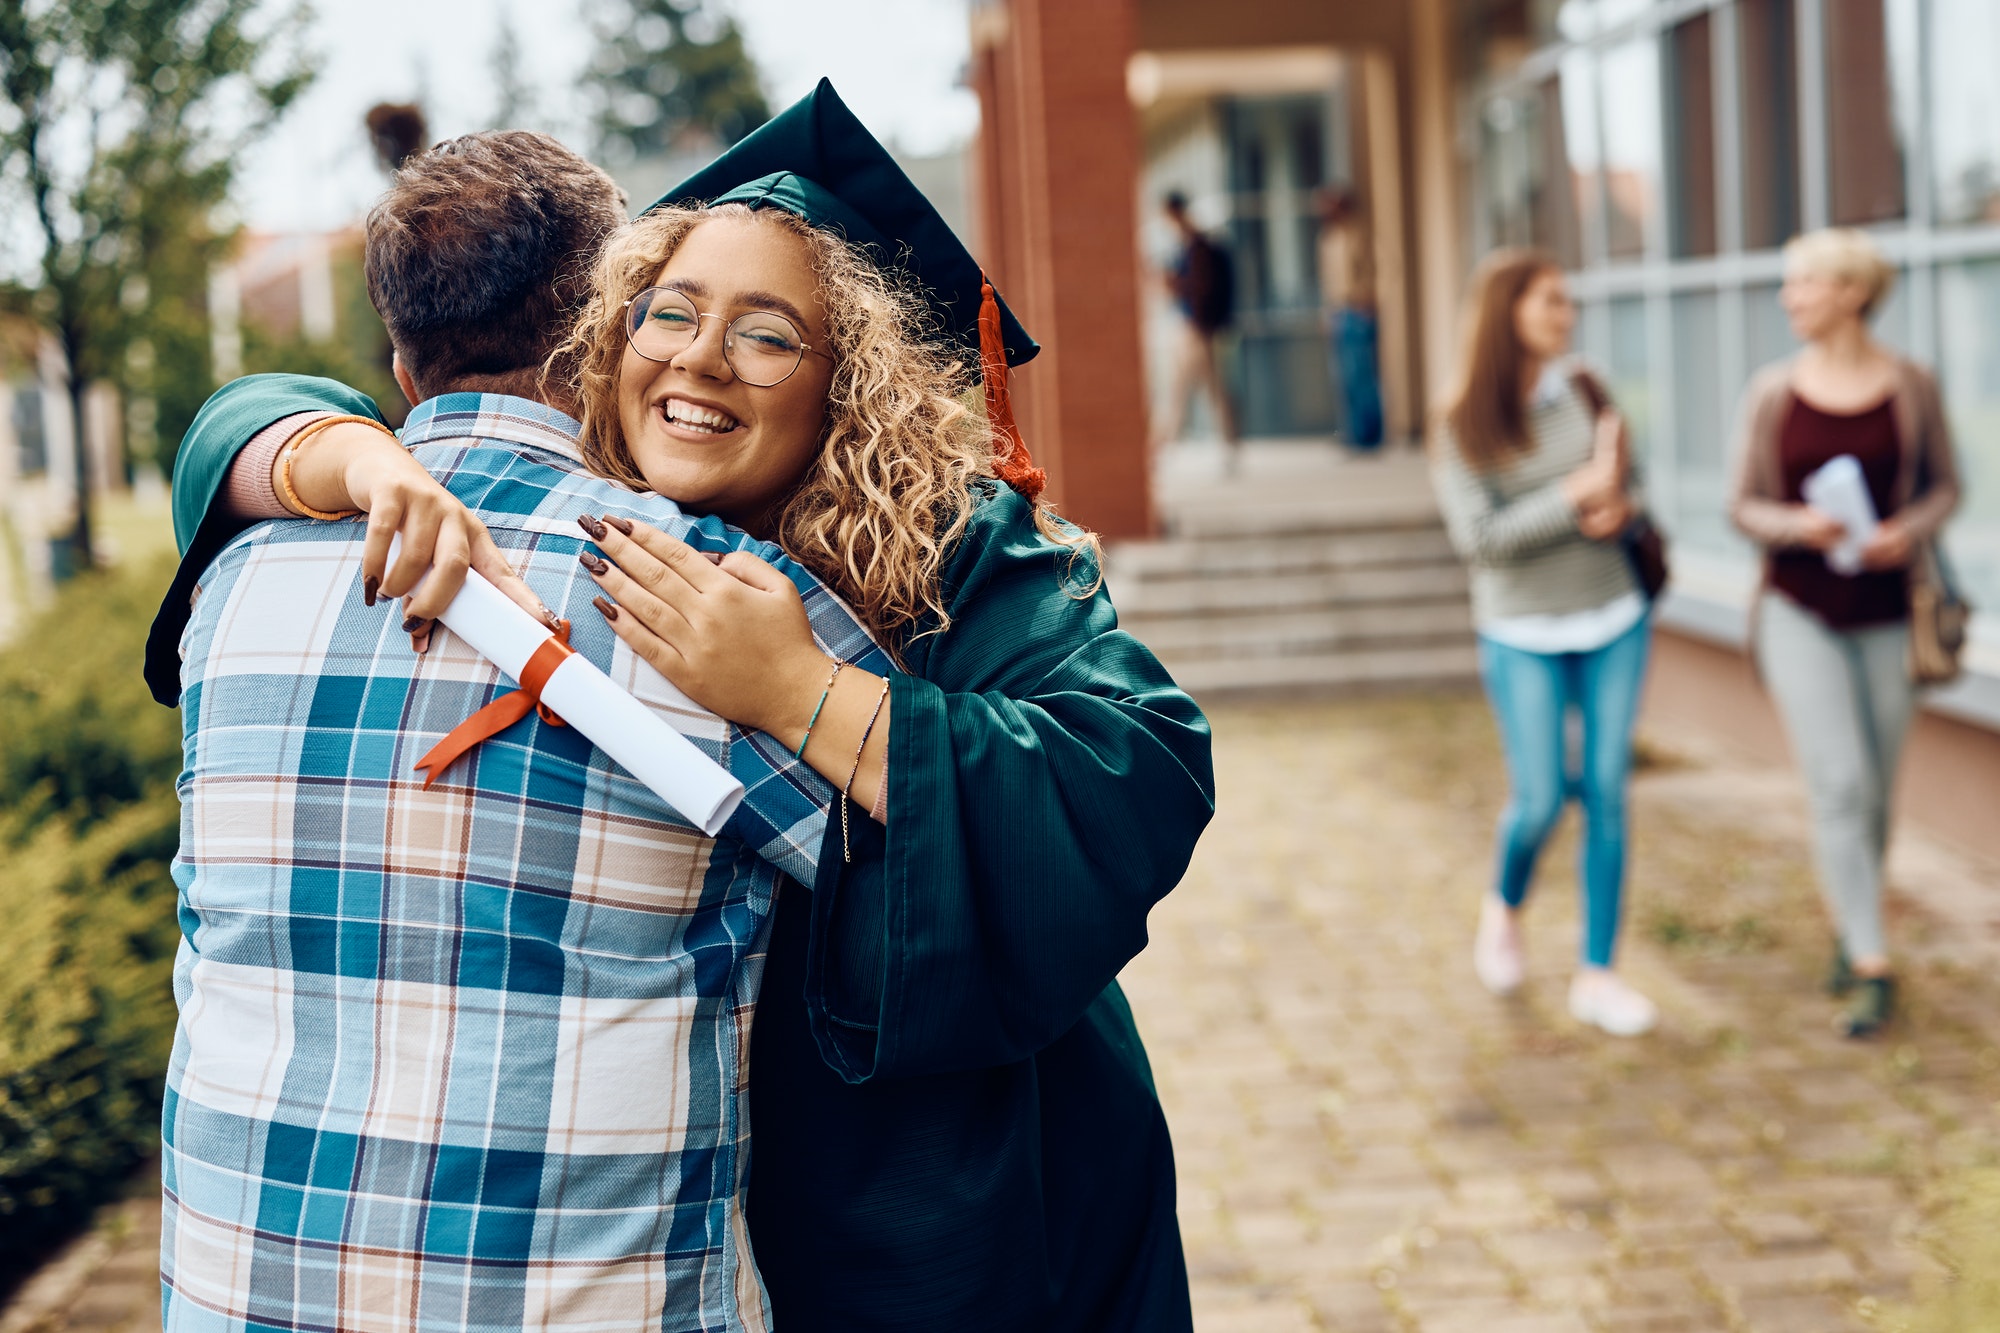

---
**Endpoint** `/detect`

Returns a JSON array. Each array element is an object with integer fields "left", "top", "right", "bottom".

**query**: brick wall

[{"left": 972, "top": 0, "right": 1154, "bottom": 539}]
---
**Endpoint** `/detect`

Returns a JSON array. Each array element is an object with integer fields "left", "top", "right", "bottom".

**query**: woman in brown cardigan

[{"left": 1727, "top": 227, "right": 1960, "bottom": 1038}]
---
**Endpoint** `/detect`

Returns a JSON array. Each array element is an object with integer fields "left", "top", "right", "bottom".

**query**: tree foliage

[
  {"left": 586, "top": 0, "right": 767, "bottom": 167},
  {"left": 0, "top": 0, "right": 313, "bottom": 560}
]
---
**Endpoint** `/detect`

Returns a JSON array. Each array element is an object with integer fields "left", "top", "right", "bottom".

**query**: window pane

[
  {"left": 1745, "top": 281, "right": 1801, "bottom": 373},
  {"left": 1599, "top": 37, "right": 1662, "bottom": 259},
  {"left": 1824, "top": 0, "right": 1918, "bottom": 226},
  {"left": 1560, "top": 50, "right": 1603, "bottom": 264},
  {"left": 1738, "top": 0, "right": 1800, "bottom": 250},
  {"left": 1666, "top": 13, "right": 1717, "bottom": 258},
  {"left": 1929, "top": 0, "right": 2000, "bottom": 225},
  {"left": 1670, "top": 290, "right": 1729, "bottom": 549},
  {"left": 1607, "top": 297, "right": 1651, "bottom": 462},
  {"left": 1480, "top": 79, "right": 1583, "bottom": 266},
  {"left": 1935, "top": 261, "right": 2000, "bottom": 621}
]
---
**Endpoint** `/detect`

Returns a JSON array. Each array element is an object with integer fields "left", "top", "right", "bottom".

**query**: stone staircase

[{"left": 1106, "top": 445, "right": 1478, "bottom": 698}]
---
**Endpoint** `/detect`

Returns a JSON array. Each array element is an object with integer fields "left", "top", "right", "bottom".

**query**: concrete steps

[{"left": 1109, "top": 447, "right": 1478, "bottom": 698}]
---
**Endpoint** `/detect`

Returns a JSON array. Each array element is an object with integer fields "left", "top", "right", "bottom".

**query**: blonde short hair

[{"left": 1783, "top": 227, "right": 1897, "bottom": 317}]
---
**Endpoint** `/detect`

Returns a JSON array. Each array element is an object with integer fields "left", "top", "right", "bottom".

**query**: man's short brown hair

[{"left": 364, "top": 132, "right": 627, "bottom": 399}]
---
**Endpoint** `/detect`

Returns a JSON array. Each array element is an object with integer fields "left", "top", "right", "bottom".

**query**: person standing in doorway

[
  {"left": 1316, "top": 187, "right": 1384, "bottom": 451},
  {"left": 1431, "top": 248, "right": 1658, "bottom": 1037},
  {"left": 1153, "top": 190, "right": 1241, "bottom": 470},
  {"left": 1727, "top": 228, "right": 1960, "bottom": 1039}
]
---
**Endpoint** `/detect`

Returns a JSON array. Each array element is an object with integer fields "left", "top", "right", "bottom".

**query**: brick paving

[
  {"left": 9, "top": 694, "right": 1999, "bottom": 1331},
  {"left": 1123, "top": 696, "right": 2000, "bottom": 1333}
]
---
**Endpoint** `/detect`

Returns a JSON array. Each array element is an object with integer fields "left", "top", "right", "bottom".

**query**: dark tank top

[{"left": 1769, "top": 395, "right": 1909, "bottom": 629}]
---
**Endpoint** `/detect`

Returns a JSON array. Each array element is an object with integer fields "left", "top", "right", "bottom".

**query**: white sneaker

[
  {"left": 1568, "top": 971, "right": 1658, "bottom": 1036},
  {"left": 1473, "top": 896, "right": 1525, "bottom": 995}
]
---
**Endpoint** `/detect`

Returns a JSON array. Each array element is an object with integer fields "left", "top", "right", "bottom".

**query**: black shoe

[
  {"left": 1825, "top": 947, "right": 1856, "bottom": 997},
  {"left": 1837, "top": 976, "right": 1895, "bottom": 1039}
]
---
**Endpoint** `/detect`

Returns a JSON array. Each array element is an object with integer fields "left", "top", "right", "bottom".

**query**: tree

[
  {"left": 487, "top": 10, "right": 536, "bottom": 132},
  {"left": 586, "top": 0, "right": 768, "bottom": 167},
  {"left": 0, "top": 0, "right": 312, "bottom": 571}
]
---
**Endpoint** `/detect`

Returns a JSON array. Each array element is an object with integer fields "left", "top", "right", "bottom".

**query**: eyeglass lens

[{"left": 626, "top": 287, "right": 806, "bottom": 386}]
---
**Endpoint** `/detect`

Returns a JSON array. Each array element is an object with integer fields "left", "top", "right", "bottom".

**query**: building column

[
  {"left": 1408, "top": 0, "right": 1462, "bottom": 433},
  {"left": 970, "top": 0, "right": 1153, "bottom": 539}
]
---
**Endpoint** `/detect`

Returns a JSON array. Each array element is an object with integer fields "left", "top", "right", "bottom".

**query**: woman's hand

[
  {"left": 1792, "top": 506, "right": 1848, "bottom": 552},
  {"left": 578, "top": 515, "right": 828, "bottom": 737},
  {"left": 282, "top": 421, "right": 552, "bottom": 650},
  {"left": 1577, "top": 495, "right": 1633, "bottom": 541},
  {"left": 1858, "top": 517, "right": 1915, "bottom": 570}
]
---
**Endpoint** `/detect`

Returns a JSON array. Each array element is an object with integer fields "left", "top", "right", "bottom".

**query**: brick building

[{"left": 967, "top": 0, "right": 2000, "bottom": 858}]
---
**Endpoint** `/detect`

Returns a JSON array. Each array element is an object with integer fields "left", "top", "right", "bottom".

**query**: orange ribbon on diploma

[
  {"left": 413, "top": 620, "right": 574, "bottom": 788},
  {"left": 388, "top": 553, "right": 744, "bottom": 833}
]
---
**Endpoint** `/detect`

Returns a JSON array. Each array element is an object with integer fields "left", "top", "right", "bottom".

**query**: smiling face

[
  {"left": 1780, "top": 265, "right": 1871, "bottom": 344},
  {"left": 616, "top": 214, "right": 835, "bottom": 532},
  {"left": 1511, "top": 267, "right": 1575, "bottom": 363}
]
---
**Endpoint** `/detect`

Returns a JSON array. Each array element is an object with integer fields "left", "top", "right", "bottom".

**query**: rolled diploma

[
  {"left": 1800, "top": 454, "right": 1880, "bottom": 577},
  {"left": 404, "top": 548, "right": 745, "bottom": 835}
]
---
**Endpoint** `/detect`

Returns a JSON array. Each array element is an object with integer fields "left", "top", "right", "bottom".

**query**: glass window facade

[{"left": 1469, "top": 0, "right": 2000, "bottom": 665}]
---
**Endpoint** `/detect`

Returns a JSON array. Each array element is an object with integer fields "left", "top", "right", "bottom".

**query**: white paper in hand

[
  {"left": 391, "top": 540, "right": 745, "bottom": 835},
  {"left": 1800, "top": 454, "right": 1879, "bottom": 577}
]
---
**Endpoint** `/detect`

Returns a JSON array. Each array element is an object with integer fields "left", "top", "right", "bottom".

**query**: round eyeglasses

[{"left": 622, "top": 286, "right": 830, "bottom": 387}]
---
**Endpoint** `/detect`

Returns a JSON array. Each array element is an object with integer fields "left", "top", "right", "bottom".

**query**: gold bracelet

[{"left": 278, "top": 414, "right": 390, "bottom": 520}]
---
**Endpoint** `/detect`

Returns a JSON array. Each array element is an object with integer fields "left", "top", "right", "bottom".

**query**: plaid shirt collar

[{"left": 399, "top": 393, "right": 592, "bottom": 467}]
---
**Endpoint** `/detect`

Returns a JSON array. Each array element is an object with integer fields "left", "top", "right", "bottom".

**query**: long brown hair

[{"left": 1445, "top": 248, "right": 1562, "bottom": 470}]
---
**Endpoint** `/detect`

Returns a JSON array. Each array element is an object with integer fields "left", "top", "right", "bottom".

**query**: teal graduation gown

[{"left": 148, "top": 377, "right": 1218, "bottom": 1332}]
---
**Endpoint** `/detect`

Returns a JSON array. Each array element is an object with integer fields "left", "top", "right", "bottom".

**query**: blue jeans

[
  {"left": 1477, "top": 615, "right": 1652, "bottom": 968},
  {"left": 1332, "top": 307, "right": 1383, "bottom": 447}
]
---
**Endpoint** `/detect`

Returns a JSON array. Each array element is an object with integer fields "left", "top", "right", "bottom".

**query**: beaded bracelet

[
  {"left": 841, "top": 675, "right": 891, "bottom": 863},
  {"left": 279, "top": 414, "right": 390, "bottom": 520},
  {"left": 795, "top": 656, "right": 845, "bottom": 759}
]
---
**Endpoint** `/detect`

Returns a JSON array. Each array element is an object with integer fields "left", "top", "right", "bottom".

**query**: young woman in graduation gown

[{"left": 145, "top": 84, "right": 1214, "bottom": 1332}]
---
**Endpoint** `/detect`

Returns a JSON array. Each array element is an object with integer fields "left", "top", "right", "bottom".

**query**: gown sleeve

[
  {"left": 802, "top": 485, "right": 1216, "bottom": 1082},
  {"left": 146, "top": 375, "right": 387, "bottom": 706}
]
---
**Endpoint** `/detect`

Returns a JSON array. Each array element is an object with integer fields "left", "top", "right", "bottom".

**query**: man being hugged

[{"left": 158, "top": 132, "right": 882, "bottom": 1333}]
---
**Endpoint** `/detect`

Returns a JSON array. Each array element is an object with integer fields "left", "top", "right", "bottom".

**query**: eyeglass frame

[{"left": 620, "top": 286, "right": 833, "bottom": 387}]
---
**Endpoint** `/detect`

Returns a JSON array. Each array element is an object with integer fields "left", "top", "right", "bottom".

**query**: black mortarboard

[{"left": 653, "top": 78, "right": 1039, "bottom": 369}]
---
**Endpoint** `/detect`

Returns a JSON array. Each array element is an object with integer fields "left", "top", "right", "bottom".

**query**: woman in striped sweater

[{"left": 1430, "top": 249, "right": 1657, "bottom": 1036}]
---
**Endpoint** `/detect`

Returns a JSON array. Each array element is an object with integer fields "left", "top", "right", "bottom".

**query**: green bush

[{"left": 0, "top": 558, "right": 183, "bottom": 1274}]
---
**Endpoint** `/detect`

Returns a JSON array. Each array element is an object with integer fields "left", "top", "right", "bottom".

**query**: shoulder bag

[{"left": 1569, "top": 369, "right": 1670, "bottom": 602}]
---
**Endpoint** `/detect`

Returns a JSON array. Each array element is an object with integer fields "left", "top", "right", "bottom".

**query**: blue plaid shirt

[{"left": 165, "top": 394, "right": 887, "bottom": 1333}]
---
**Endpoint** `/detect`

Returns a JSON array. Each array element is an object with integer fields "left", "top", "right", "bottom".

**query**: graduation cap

[{"left": 654, "top": 79, "right": 1044, "bottom": 500}]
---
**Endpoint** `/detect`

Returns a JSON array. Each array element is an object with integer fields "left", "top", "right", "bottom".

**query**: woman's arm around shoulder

[{"left": 804, "top": 483, "right": 1217, "bottom": 1082}]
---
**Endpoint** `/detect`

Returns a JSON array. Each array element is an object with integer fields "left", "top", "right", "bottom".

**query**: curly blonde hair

[{"left": 556, "top": 203, "right": 1097, "bottom": 649}]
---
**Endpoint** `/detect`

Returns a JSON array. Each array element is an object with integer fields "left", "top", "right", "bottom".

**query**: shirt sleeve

[
  {"left": 796, "top": 487, "right": 1216, "bottom": 1083},
  {"left": 148, "top": 376, "right": 389, "bottom": 706},
  {"left": 1430, "top": 427, "right": 1580, "bottom": 564},
  {"left": 225, "top": 412, "right": 333, "bottom": 519}
]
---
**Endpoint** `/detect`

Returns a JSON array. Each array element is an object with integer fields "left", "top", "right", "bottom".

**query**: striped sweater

[{"left": 1430, "top": 379, "right": 1638, "bottom": 626}]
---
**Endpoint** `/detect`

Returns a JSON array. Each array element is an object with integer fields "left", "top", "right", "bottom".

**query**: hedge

[{"left": 0, "top": 558, "right": 183, "bottom": 1275}]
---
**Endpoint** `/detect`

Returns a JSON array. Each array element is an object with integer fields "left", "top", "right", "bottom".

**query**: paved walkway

[
  {"left": 1124, "top": 696, "right": 2000, "bottom": 1332},
  {"left": 9, "top": 695, "right": 1998, "bottom": 1331}
]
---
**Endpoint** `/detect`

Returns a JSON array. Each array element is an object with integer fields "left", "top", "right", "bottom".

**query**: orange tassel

[
  {"left": 413, "top": 621, "right": 574, "bottom": 788},
  {"left": 978, "top": 279, "right": 1046, "bottom": 502}
]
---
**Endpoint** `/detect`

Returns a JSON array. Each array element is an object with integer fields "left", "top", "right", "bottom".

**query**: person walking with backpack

[
  {"left": 1728, "top": 228, "right": 1962, "bottom": 1039},
  {"left": 1431, "top": 249, "right": 1659, "bottom": 1036},
  {"left": 1153, "top": 190, "right": 1241, "bottom": 470}
]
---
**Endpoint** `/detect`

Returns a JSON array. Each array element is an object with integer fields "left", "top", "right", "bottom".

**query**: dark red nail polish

[
  {"left": 363, "top": 575, "right": 379, "bottom": 607},
  {"left": 402, "top": 615, "right": 426, "bottom": 634},
  {"left": 605, "top": 515, "right": 634, "bottom": 535},
  {"left": 577, "top": 514, "right": 607, "bottom": 540},
  {"left": 579, "top": 551, "right": 609, "bottom": 575},
  {"left": 702, "top": 551, "right": 723, "bottom": 565},
  {"left": 592, "top": 595, "right": 618, "bottom": 621}
]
